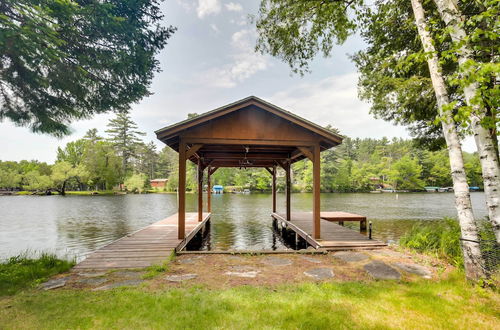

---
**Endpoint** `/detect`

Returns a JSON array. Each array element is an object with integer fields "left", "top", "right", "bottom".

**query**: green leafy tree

[
  {"left": 157, "top": 146, "right": 178, "bottom": 179},
  {"left": 388, "top": 155, "right": 424, "bottom": 190},
  {"left": 0, "top": 0, "right": 175, "bottom": 135},
  {"left": 135, "top": 141, "right": 159, "bottom": 179},
  {"left": 0, "top": 168, "right": 21, "bottom": 189},
  {"left": 51, "top": 161, "right": 88, "bottom": 195},
  {"left": 464, "top": 152, "right": 483, "bottom": 188},
  {"left": 56, "top": 140, "right": 86, "bottom": 166},
  {"left": 124, "top": 173, "right": 147, "bottom": 193},
  {"left": 83, "top": 140, "right": 122, "bottom": 190},
  {"left": 23, "top": 170, "right": 52, "bottom": 192},
  {"left": 255, "top": 0, "right": 361, "bottom": 75}
]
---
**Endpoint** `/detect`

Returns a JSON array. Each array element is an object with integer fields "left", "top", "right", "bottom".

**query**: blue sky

[{"left": 0, "top": 0, "right": 475, "bottom": 163}]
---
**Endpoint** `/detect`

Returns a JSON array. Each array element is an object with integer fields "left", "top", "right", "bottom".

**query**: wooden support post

[
  {"left": 285, "top": 162, "right": 291, "bottom": 221},
  {"left": 313, "top": 144, "right": 321, "bottom": 239},
  {"left": 272, "top": 165, "right": 277, "bottom": 213},
  {"left": 197, "top": 158, "right": 203, "bottom": 222},
  {"left": 360, "top": 219, "right": 367, "bottom": 231},
  {"left": 207, "top": 166, "right": 211, "bottom": 213},
  {"left": 178, "top": 140, "right": 186, "bottom": 239}
]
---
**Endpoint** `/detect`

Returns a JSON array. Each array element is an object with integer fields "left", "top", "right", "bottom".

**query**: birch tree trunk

[
  {"left": 433, "top": 0, "right": 500, "bottom": 242},
  {"left": 411, "top": 0, "right": 485, "bottom": 280}
]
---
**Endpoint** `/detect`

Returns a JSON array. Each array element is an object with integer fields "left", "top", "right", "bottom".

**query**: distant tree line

[{"left": 0, "top": 113, "right": 483, "bottom": 194}]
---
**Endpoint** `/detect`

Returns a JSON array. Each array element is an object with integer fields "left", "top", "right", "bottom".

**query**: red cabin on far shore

[{"left": 150, "top": 178, "right": 168, "bottom": 189}]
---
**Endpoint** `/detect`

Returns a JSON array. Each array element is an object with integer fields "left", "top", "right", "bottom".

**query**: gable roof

[{"left": 155, "top": 96, "right": 343, "bottom": 145}]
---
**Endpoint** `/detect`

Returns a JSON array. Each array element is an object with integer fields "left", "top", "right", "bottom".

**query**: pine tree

[{"left": 105, "top": 112, "right": 146, "bottom": 177}]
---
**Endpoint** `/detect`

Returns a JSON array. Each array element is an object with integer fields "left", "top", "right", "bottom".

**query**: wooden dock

[
  {"left": 272, "top": 212, "right": 386, "bottom": 250},
  {"left": 74, "top": 212, "right": 210, "bottom": 270}
]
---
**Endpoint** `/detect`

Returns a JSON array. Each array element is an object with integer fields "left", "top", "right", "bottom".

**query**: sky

[{"left": 0, "top": 0, "right": 476, "bottom": 163}]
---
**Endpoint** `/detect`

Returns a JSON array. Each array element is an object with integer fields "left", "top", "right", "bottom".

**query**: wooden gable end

[{"left": 180, "top": 105, "right": 320, "bottom": 144}]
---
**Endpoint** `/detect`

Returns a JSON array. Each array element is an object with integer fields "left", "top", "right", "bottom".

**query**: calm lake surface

[{"left": 0, "top": 192, "right": 488, "bottom": 260}]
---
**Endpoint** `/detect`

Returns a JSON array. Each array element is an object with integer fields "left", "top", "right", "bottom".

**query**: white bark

[
  {"left": 433, "top": 0, "right": 500, "bottom": 242},
  {"left": 411, "top": 0, "right": 485, "bottom": 280}
]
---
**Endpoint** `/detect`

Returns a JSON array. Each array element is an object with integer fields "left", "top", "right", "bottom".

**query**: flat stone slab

[
  {"left": 333, "top": 251, "right": 369, "bottom": 262},
  {"left": 393, "top": 263, "right": 432, "bottom": 278},
  {"left": 364, "top": 261, "right": 401, "bottom": 280},
  {"left": 304, "top": 268, "right": 334, "bottom": 280},
  {"left": 225, "top": 271, "right": 260, "bottom": 278},
  {"left": 300, "top": 256, "right": 322, "bottom": 264},
  {"left": 93, "top": 279, "right": 144, "bottom": 291},
  {"left": 77, "top": 272, "right": 106, "bottom": 278},
  {"left": 40, "top": 278, "right": 66, "bottom": 290},
  {"left": 76, "top": 277, "right": 108, "bottom": 286},
  {"left": 261, "top": 256, "right": 292, "bottom": 266},
  {"left": 165, "top": 274, "right": 198, "bottom": 282}
]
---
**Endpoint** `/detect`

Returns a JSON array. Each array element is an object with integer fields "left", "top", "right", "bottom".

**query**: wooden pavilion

[
  {"left": 155, "top": 96, "right": 342, "bottom": 240},
  {"left": 73, "top": 96, "right": 384, "bottom": 269}
]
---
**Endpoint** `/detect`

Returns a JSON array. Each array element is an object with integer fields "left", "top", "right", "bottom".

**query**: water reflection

[{"left": 0, "top": 192, "right": 487, "bottom": 259}]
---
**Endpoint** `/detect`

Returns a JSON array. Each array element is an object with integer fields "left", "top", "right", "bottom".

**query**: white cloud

[
  {"left": 225, "top": 2, "right": 243, "bottom": 12},
  {"left": 196, "top": 0, "right": 221, "bottom": 18},
  {"left": 176, "top": 0, "right": 194, "bottom": 11},
  {"left": 209, "top": 23, "right": 220, "bottom": 34},
  {"left": 268, "top": 73, "right": 410, "bottom": 140},
  {"left": 196, "top": 29, "right": 270, "bottom": 88},
  {"left": 230, "top": 15, "right": 248, "bottom": 26}
]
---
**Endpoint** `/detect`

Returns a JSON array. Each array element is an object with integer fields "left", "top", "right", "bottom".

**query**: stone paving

[
  {"left": 364, "top": 261, "right": 401, "bottom": 280},
  {"left": 40, "top": 248, "right": 439, "bottom": 291},
  {"left": 304, "top": 268, "right": 334, "bottom": 280},
  {"left": 40, "top": 278, "right": 67, "bottom": 290},
  {"left": 393, "top": 262, "right": 432, "bottom": 279}
]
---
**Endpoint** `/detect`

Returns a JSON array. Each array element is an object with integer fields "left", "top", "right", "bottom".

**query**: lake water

[{"left": 0, "top": 192, "right": 488, "bottom": 260}]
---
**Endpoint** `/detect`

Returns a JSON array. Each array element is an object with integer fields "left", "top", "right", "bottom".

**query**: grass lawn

[{"left": 0, "top": 271, "right": 498, "bottom": 329}]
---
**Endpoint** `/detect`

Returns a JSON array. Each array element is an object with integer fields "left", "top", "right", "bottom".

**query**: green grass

[
  {"left": 13, "top": 191, "right": 35, "bottom": 195},
  {"left": 0, "top": 271, "right": 498, "bottom": 329},
  {"left": 400, "top": 217, "right": 463, "bottom": 268},
  {"left": 400, "top": 218, "right": 500, "bottom": 278},
  {"left": 65, "top": 190, "right": 116, "bottom": 196},
  {"left": 142, "top": 251, "right": 176, "bottom": 279},
  {"left": 0, "top": 253, "right": 74, "bottom": 296}
]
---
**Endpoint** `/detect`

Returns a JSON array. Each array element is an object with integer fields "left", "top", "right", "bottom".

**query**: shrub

[
  {"left": 0, "top": 252, "right": 74, "bottom": 296},
  {"left": 400, "top": 218, "right": 463, "bottom": 268}
]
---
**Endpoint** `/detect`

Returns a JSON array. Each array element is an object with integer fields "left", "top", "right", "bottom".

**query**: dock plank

[
  {"left": 272, "top": 212, "right": 386, "bottom": 250},
  {"left": 74, "top": 212, "right": 210, "bottom": 270}
]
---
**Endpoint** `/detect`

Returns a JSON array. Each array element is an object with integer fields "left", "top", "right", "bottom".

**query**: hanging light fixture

[{"left": 239, "top": 146, "right": 252, "bottom": 169}]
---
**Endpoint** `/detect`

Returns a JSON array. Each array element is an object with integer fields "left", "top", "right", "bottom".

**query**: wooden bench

[{"left": 320, "top": 212, "right": 367, "bottom": 231}]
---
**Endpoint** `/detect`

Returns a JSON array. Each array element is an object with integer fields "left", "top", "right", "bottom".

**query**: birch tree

[
  {"left": 432, "top": 0, "right": 500, "bottom": 242},
  {"left": 412, "top": 0, "right": 484, "bottom": 279},
  {"left": 255, "top": 0, "right": 487, "bottom": 279}
]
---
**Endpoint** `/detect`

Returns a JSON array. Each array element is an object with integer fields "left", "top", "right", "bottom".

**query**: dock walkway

[
  {"left": 74, "top": 212, "right": 210, "bottom": 270},
  {"left": 272, "top": 212, "right": 386, "bottom": 250}
]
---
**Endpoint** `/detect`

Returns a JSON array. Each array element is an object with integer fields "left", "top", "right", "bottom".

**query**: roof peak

[{"left": 155, "top": 96, "right": 342, "bottom": 145}]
